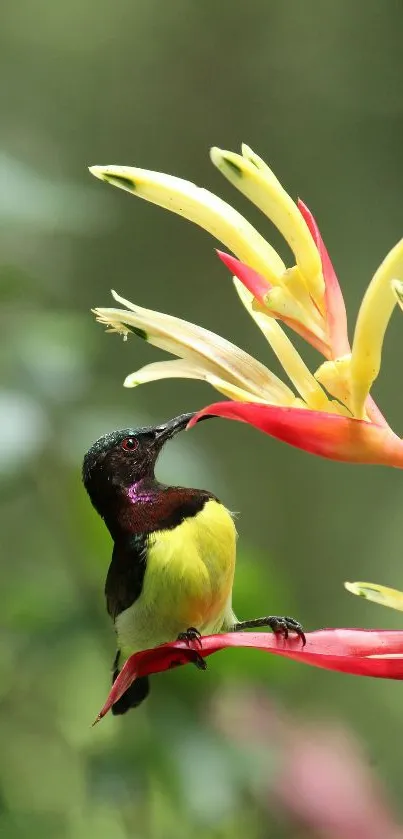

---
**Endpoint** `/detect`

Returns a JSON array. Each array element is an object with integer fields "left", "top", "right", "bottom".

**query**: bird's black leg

[
  {"left": 112, "top": 649, "right": 121, "bottom": 672},
  {"left": 177, "top": 627, "right": 207, "bottom": 670},
  {"left": 177, "top": 626, "right": 202, "bottom": 648},
  {"left": 232, "top": 616, "right": 306, "bottom": 646}
]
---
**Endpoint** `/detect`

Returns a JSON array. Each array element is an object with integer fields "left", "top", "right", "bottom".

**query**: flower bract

[{"left": 94, "top": 628, "right": 403, "bottom": 723}]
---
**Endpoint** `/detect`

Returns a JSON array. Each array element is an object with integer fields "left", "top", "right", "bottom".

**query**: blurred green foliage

[{"left": 2, "top": 1, "right": 403, "bottom": 836}]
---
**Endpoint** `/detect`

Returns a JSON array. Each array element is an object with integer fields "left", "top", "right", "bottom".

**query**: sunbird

[{"left": 83, "top": 412, "right": 305, "bottom": 715}]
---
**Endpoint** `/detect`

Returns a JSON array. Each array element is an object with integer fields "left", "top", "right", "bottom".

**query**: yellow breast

[{"left": 116, "top": 499, "right": 237, "bottom": 657}]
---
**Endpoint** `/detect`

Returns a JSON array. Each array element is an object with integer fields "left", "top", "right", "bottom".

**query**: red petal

[
  {"left": 216, "top": 250, "right": 271, "bottom": 304},
  {"left": 365, "top": 395, "right": 389, "bottom": 428},
  {"left": 94, "top": 629, "right": 403, "bottom": 723},
  {"left": 93, "top": 646, "right": 198, "bottom": 724},
  {"left": 298, "top": 199, "right": 350, "bottom": 359},
  {"left": 189, "top": 402, "right": 403, "bottom": 467},
  {"left": 216, "top": 250, "right": 330, "bottom": 357},
  {"left": 278, "top": 318, "right": 330, "bottom": 357},
  {"left": 217, "top": 220, "right": 387, "bottom": 424},
  {"left": 297, "top": 203, "right": 389, "bottom": 428}
]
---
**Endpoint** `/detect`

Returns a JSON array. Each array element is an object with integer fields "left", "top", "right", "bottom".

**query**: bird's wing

[{"left": 105, "top": 535, "right": 148, "bottom": 621}]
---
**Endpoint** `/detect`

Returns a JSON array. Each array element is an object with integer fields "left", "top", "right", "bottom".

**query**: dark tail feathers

[
  {"left": 111, "top": 671, "right": 150, "bottom": 715},
  {"left": 111, "top": 652, "right": 150, "bottom": 714}
]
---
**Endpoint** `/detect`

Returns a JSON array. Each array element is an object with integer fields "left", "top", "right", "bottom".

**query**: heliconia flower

[
  {"left": 93, "top": 628, "right": 403, "bottom": 724},
  {"left": 89, "top": 146, "right": 403, "bottom": 467}
]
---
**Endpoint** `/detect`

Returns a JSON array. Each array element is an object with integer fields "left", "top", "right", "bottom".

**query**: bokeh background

[{"left": 2, "top": 1, "right": 403, "bottom": 836}]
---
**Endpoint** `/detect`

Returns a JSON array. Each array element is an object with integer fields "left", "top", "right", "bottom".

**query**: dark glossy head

[{"left": 82, "top": 412, "right": 206, "bottom": 517}]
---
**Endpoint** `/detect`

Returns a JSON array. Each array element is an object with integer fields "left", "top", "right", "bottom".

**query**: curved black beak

[{"left": 154, "top": 411, "right": 213, "bottom": 446}]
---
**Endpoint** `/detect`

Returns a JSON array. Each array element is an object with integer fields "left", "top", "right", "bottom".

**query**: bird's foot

[
  {"left": 233, "top": 615, "right": 306, "bottom": 646},
  {"left": 177, "top": 627, "right": 207, "bottom": 670},
  {"left": 177, "top": 626, "right": 203, "bottom": 648}
]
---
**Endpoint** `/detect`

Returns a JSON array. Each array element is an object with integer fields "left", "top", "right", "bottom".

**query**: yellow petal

[
  {"left": 350, "top": 239, "right": 403, "bottom": 418},
  {"left": 241, "top": 143, "right": 277, "bottom": 175},
  {"left": 124, "top": 358, "right": 269, "bottom": 402},
  {"left": 199, "top": 375, "right": 269, "bottom": 403},
  {"left": 345, "top": 581, "right": 403, "bottom": 612},
  {"left": 265, "top": 285, "right": 327, "bottom": 345},
  {"left": 210, "top": 146, "right": 324, "bottom": 307},
  {"left": 392, "top": 278, "right": 403, "bottom": 309},
  {"left": 94, "top": 290, "right": 294, "bottom": 405},
  {"left": 89, "top": 164, "right": 284, "bottom": 284},
  {"left": 315, "top": 356, "right": 353, "bottom": 413},
  {"left": 330, "top": 400, "right": 353, "bottom": 417},
  {"left": 233, "top": 279, "right": 331, "bottom": 410},
  {"left": 124, "top": 358, "right": 208, "bottom": 387},
  {"left": 281, "top": 266, "right": 325, "bottom": 329}
]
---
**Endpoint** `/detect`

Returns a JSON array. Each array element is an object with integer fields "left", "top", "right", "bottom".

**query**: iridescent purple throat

[{"left": 126, "top": 482, "right": 156, "bottom": 505}]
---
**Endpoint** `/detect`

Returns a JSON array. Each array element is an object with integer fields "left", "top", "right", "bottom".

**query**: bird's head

[{"left": 82, "top": 412, "right": 206, "bottom": 518}]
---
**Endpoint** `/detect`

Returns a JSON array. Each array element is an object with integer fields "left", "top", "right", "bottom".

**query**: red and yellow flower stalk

[{"left": 89, "top": 146, "right": 403, "bottom": 465}]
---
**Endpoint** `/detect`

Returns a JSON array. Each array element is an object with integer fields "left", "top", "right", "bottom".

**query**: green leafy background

[{"left": 2, "top": 2, "right": 403, "bottom": 836}]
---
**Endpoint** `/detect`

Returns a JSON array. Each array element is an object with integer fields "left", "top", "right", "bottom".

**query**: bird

[{"left": 82, "top": 411, "right": 305, "bottom": 715}]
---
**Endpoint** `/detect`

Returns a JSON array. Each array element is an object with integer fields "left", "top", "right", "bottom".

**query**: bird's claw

[
  {"left": 177, "top": 626, "right": 203, "bottom": 649},
  {"left": 177, "top": 627, "right": 206, "bottom": 670},
  {"left": 269, "top": 615, "right": 306, "bottom": 646}
]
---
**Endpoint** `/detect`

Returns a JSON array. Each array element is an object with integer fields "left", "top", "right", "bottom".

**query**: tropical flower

[
  {"left": 93, "top": 628, "right": 403, "bottom": 723},
  {"left": 89, "top": 146, "right": 403, "bottom": 466}
]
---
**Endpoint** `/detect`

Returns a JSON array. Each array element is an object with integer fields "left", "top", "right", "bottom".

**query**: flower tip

[
  {"left": 88, "top": 167, "right": 136, "bottom": 193},
  {"left": 217, "top": 252, "right": 270, "bottom": 302},
  {"left": 296, "top": 197, "right": 307, "bottom": 213},
  {"left": 209, "top": 146, "right": 221, "bottom": 165},
  {"left": 210, "top": 146, "right": 243, "bottom": 178},
  {"left": 186, "top": 408, "right": 213, "bottom": 430},
  {"left": 123, "top": 373, "right": 138, "bottom": 388},
  {"left": 240, "top": 143, "right": 256, "bottom": 164},
  {"left": 216, "top": 249, "right": 238, "bottom": 271},
  {"left": 240, "top": 143, "right": 267, "bottom": 171},
  {"left": 186, "top": 414, "right": 198, "bottom": 430},
  {"left": 88, "top": 165, "right": 105, "bottom": 180},
  {"left": 110, "top": 289, "right": 123, "bottom": 303},
  {"left": 344, "top": 581, "right": 362, "bottom": 596}
]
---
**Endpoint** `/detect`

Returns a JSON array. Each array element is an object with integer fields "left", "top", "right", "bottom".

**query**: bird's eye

[{"left": 121, "top": 437, "right": 138, "bottom": 452}]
